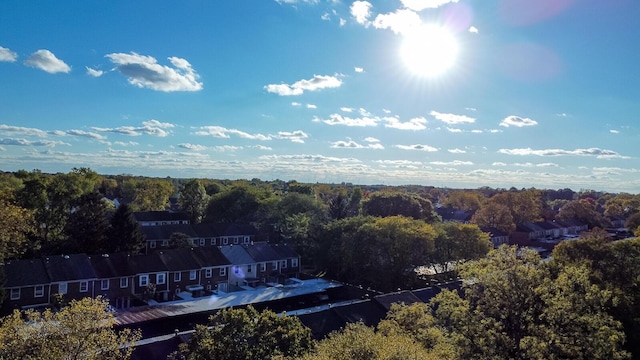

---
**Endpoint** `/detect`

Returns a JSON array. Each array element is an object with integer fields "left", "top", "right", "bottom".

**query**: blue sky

[{"left": 0, "top": 0, "right": 638, "bottom": 192}]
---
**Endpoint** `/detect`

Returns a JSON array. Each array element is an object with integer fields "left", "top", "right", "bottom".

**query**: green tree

[
  {"left": 105, "top": 204, "right": 145, "bottom": 254},
  {"left": 301, "top": 322, "right": 435, "bottom": 360},
  {"left": 470, "top": 201, "right": 516, "bottom": 234},
  {"left": 178, "top": 179, "right": 209, "bottom": 223},
  {"left": 624, "top": 212, "right": 640, "bottom": 233},
  {"left": 0, "top": 297, "right": 141, "bottom": 360},
  {"left": 204, "top": 185, "right": 274, "bottom": 223},
  {"left": 0, "top": 190, "right": 36, "bottom": 262},
  {"left": 64, "top": 192, "right": 110, "bottom": 254},
  {"left": 362, "top": 191, "right": 439, "bottom": 222},
  {"left": 121, "top": 177, "right": 174, "bottom": 211},
  {"left": 430, "top": 222, "right": 492, "bottom": 273},
  {"left": 557, "top": 199, "right": 611, "bottom": 229},
  {"left": 175, "top": 305, "right": 313, "bottom": 360}
]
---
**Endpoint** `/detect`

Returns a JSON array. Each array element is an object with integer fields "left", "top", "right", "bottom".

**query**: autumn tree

[
  {"left": 430, "top": 222, "right": 492, "bottom": 273},
  {"left": 470, "top": 201, "right": 516, "bottom": 234},
  {"left": 175, "top": 305, "right": 313, "bottom": 360},
  {"left": 121, "top": 177, "right": 174, "bottom": 211},
  {"left": 557, "top": 199, "right": 611, "bottom": 229},
  {"left": 0, "top": 190, "right": 35, "bottom": 261},
  {"left": 488, "top": 189, "right": 542, "bottom": 225},
  {"left": 0, "top": 297, "right": 141, "bottom": 360},
  {"left": 178, "top": 179, "right": 209, "bottom": 223},
  {"left": 442, "top": 190, "right": 483, "bottom": 212}
]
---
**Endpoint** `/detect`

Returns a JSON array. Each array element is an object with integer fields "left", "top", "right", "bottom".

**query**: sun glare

[{"left": 400, "top": 25, "right": 459, "bottom": 78}]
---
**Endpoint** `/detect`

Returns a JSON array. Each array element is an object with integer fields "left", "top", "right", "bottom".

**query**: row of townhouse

[
  {"left": 141, "top": 223, "right": 258, "bottom": 253},
  {"left": 510, "top": 219, "right": 589, "bottom": 245},
  {"left": 2, "top": 242, "right": 300, "bottom": 312},
  {"left": 133, "top": 211, "right": 191, "bottom": 227}
]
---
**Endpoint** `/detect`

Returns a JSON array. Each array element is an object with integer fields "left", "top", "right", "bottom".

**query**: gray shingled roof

[{"left": 43, "top": 254, "right": 97, "bottom": 282}]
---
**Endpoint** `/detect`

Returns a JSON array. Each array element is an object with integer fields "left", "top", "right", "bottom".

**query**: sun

[{"left": 400, "top": 24, "right": 459, "bottom": 78}]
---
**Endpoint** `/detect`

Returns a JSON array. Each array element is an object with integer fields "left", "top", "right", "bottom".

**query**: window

[
  {"left": 150, "top": 240, "right": 156, "bottom": 249},
  {"left": 157, "top": 273, "right": 166, "bottom": 285},
  {"left": 189, "top": 270, "right": 197, "bottom": 280},
  {"left": 58, "top": 282, "right": 68, "bottom": 294},
  {"left": 220, "top": 267, "right": 226, "bottom": 276},
  {"left": 205, "top": 268, "right": 212, "bottom": 278},
  {"left": 80, "top": 281, "right": 88, "bottom": 292},
  {"left": 233, "top": 237, "right": 239, "bottom": 245},
  {"left": 34, "top": 285, "right": 45, "bottom": 297},
  {"left": 120, "top": 277, "right": 128, "bottom": 288},
  {"left": 162, "top": 240, "right": 169, "bottom": 247},
  {"left": 10, "top": 288, "right": 20, "bottom": 300},
  {"left": 292, "top": 258, "right": 298, "bottom": 268},
  {"left": 139, "top": 275, "right": 149, "bottom": 287},
  {"left": 101, "top": 279, "right": 109, "bottom": 290},
  {"left": 210, "top": 238, "right": 216, "bottom": 246},
  {"left": 244, "top": 236, "right": 250, "bottom": 244},
  {"left": 223, "top": 237, "right": 229, "bottom": 245},
  {"left": 272, "top": 261, "right": 278, "bottom": 270},
  {"left": 247, "top": 264, "right": 252, "bottom": 273},
  {"left": 260, "top": 263, "right": 266, "bottom": 272},
  {"left": 174, "top": 272, "right": 181, "bottom": 282},
  {"left": 199, "top": 238, "right": 205, "bottom": 246},
  {"left": 281, "top": 260, "right": 287, "bottom": 269}
]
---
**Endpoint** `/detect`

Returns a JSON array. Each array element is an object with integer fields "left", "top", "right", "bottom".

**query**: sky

[{"left": 0, "top": 0, "right": 639, "bottom": 193}]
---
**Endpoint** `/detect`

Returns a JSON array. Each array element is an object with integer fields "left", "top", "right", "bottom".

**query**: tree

[
  {"left": 487, "top": 190, "right": 542, "bottom": 225},
  {"left": 0, "top": 297, "right": 141, "bottom": 360},
  {"left": 624, "top": 212, "right": 640, "bottom": 233},
  {"left": 471, "top": 201, "right": 516, "bottom": 234},
  {"left": 0, "top": 190, "right": 35, "bottom": 262},
  {"left": 121, "top": 177, "right": 174, "bottom": 211},
  {"left": 557, "top": 199, "right": 611, "bottom": 229},
  {"left": 175, "top": 305, "right": 314, "bottom": 360},
  {"left": 430, "top": 222, "right": 492, "bottom": 273},
  {"left": 204, "top": 185, "right": 273, "bottom": 223},
  {"left": 105, "top": 204, "right": 145, "bottom": 254},
  {"left": 431, "top": 246, "right": 629, "bottom": 359},
  {"left": 169, "top": 232, "right": 192, "bottom": 249},
  {"left": 64, "top": 192, "right": 110, "bottom": 254},
  {"left": 362, "top": 191, "right": 439, "bottom": 222},
  {"left": 301, "top": 322, "right": 435, "bottom": 360},
  {"left": 442, "top": 190, "right": 482, "bottom": 212},
  {"left": 178, "top": 179, "right": 208, "bottom": 223}
]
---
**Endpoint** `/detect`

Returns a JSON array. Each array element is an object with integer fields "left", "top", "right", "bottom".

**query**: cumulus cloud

[
  {"left": 468, "top": 26, "right": 479, "bottom": 33},
  {"left": 331, "top": 140, "right": 364, "bottom": 149},
  {"left": 307, "top": 104, "right": 317, "bottom": 109},
  {"left": 24, "top": 50, "right": 71, "bottom": 73},
  {"left": 265, "top": 74, "right": 342, "bottom": 96},
  {"left": 351, "top": 1, "right": 372, "bottom": 25},
  {"left": 384, "top": 116, "right": 427, "bottom": 130},
  {"left": 354, "top": 67, "right": 364, "bottom": 73},
  {"left": 395, "top": 144, "right": 438, "bottom": 152},
  {"left": 86, "top": 67, "right": 104, "bottom": 77},
  {"left": 372, "top": 9, "right": 422, "bottom": 34},
  {"left": 65, "top": 129, "right": 107, "bottom": 140},
  {"left": 0, "top": 124, "right": 49, "bottom": 137},
  {"left": 92, "top": 120, "right": 175, "bottom": 137},
  {"left": 194, "top": 126, "right": 271, "bottom": 140},
  {"left": 448, "top": 148, "right": 466, "bottom": 153},
  {"left": 401, "top": 0, "right": 459, "bottom": 11},
  {"left": 498, "top": 147, "right": 628, "bottom": 159},
  {"left": 430, "top": 111, "right": 475, "bottom": 124},
  {"left": 106, "top": 52, "right": 202, "bottom": 92},
  {"left": 0, "top": 46, "right": 18, "bottom": 62},
  {"left": 500, "top": 115, "right": 538, "bottom": 127},
  {"left": 275, "top": 130, "right": 309, "bottom": 143}
]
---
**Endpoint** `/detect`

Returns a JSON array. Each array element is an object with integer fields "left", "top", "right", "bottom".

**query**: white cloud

[
  {"left": 498, "top": 147, "right": 628, "bottom": 159},
  {"left": 340, "top": 18, "right": 347, "bottom": 26},
  {"left": 384, "top": 116, "right": 427, "bottom": 130},
  {"left": 65, "top": 129, "right": 107, "bottom": 140},
  {"left": 492, "top": 162, "right": 507, "bottom": 166},
  {"left": 212, "top": 145, "right": 242, "bottom": 152},
  {"left": 306, "top": 104, "right": 317, "bottom": 109},
  {"left": 364, "top": 137, "right": 380, "bottom": 143},
  {"left": 178, "top": 143, "right": 208, "bottom": 151},
  {"left": 321, "top": 12, "right": 331, "bottom": 21},
  {"left": 401, "top": 0, "right": 459, "bottom": 11},
  {"left": 92, "top": 120, "right": 174, "bottom": 137},
  {"left": 340, "top": 107, "right": 354, "bottom": 112},
  {"left": 430, "top": 160, "right": 473, "bottom": 166},
  {"left": 430, "top": 111, "right": 475, "bottom": 124},
  {"left": 351, "top": 1, "right": 372, "bottom": 25},
  {"left": 291, "top": 102, "right": 302, "bottom": 107},
  {"left": 395, "top": 144, "right": 438, "bottom": 152},
  {"left": 448, "top": 148, "right": 466, "bottom": 154},
  {"left": 194, "top": 126, "right": 271, "bottom": 140},
  {"left": 499, "top": 115, "right": 538, "bottom": 127},
  {"left": 317, "top": 114, "right": 378, "bottom": 127},
  {"left": 354, "top": 67, "right": 364, "bottom": 73},
  {"left": 24, "top": 50, "right": 71, "bottom": 74},
  {"left": 113, "top": 141, "right": 138, "bottom": 147},
  {"left": 254, "top": 145, "right": 273, "bottom": 151},
  {"left": 372, "top": 9, "right": 422, "bottom": 34},
  {"left": 0, "top": 124, "right": 49, "bottom": 137},
  {"left": 0, "top": 138, "right": 70, "bottom": 147},
  {"left": 446, "top": 128, "right": 463, "bottom": 133},
  {"left": 275, "top": 130, "right": 309, "bottom": 143},
  {"left": 0, "top": 46, "right": 18, "bottom": 62},
  {"left": 86, "top": 67, "right": 104, "bottom": 77},
  {"left": 610, "top": 129, "right": 619, "bottom": 134},
  {"left": 468, "top": 26, "right": 479, "bottom": 33},
  {"left": 265, "top": 74, "right": 342, "bottom": 96},
  {"left": 331, "top": 140, "right": 364, "bottom": 149},
  {"left": 106, "top": 52, "right": 202, "bottom": 92}
]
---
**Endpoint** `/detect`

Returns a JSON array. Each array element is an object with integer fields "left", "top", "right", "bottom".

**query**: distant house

[
  {"left": 142, "top": 224, "right": 200, "bottom": 252},
  {"left": 90, "top": 253, "right": 138, "bottom": 309},
  {"left": 242, "top": 242, "right": 285, "bottom": 284},
  {"left": 480, "top": 227, "right": 510, "bottom": 247},
  {"left": 271, "top": 243, "right": 301, "bottom": 278},
  {"left": 134, "top": 211, "right": 191, "bottom": 227},
  {"left": 436, "top": 207, "right": 474, "bottom": 223},
  {"left": 141, "top": 222, "right": 258, "bottom": 253},
  {"left": 2, "top": 258, "right": 51, "bottom": 310},
  {"left": 43, "top": 254, "right": 97, "bottom": 306},
  {"left": 221, "top": 245, "right": 259, "bottom": 288}
]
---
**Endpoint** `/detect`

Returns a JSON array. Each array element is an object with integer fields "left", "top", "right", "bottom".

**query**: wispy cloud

[
  {"left": 499, "top": 115, "right": 538, "bottom": 127},
  {"left": 448, "top": 148, "right": 466, "bottom": 154},
  {"left": 106, "top": 52, "right": 202, "bottom": 92},
  {"left": 384, "top": 116, "right": 427, "bottom": 130},
  {"left": 610, "top": 129, "right": 620, "bottom": 134},
  {"left": 0, "top": 124, "right": 49, "bottom": 137},
  {"left": 354, "top": 67, "right": 364, "bottom": 73},
  {"left": 0, "top": 138, "right": 70, "bottom": 147},
  {"left": 430, "top": 111, "right": 475, "bottom": 124},
  {"left": 92, "top": 120, "right": 175, "bottom": 137},
  {"left": 178, "top": 143, "right": 208, "bottom": 151},
  {"left": 331, "top": 139, "right": 384, "bottom": 149},
  {"left": 315, "top": 114, "right": 379, "bottom": 127},
  {"left": 86, "top": 66, "right": 104, "bottom": 77},
  {"left": 0, "top": 46, "right": 18, "bottom": 62},
  {"left": 395, "top": 144, "right": 438, "bottom": 152},
  {"left": 24, "top": 50, "right": 71, "bottom": 74},
  {"left": 498, "top": 147, "right": 628, "bottom": 159},
  {"left": 265, "top": 74, "right": 342, "bottom": 96},
  {"left": 65, "top": 129, "right": 107, "bottom": 140},
  {"left": 194, "top": 126, "right": 271, "bottom": 140},
  {"left": 430, "top": 160, "right": 473, "bottom": 166},
  {"left": 275, "top": 130, "right": 309, "bottom": 143}
]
